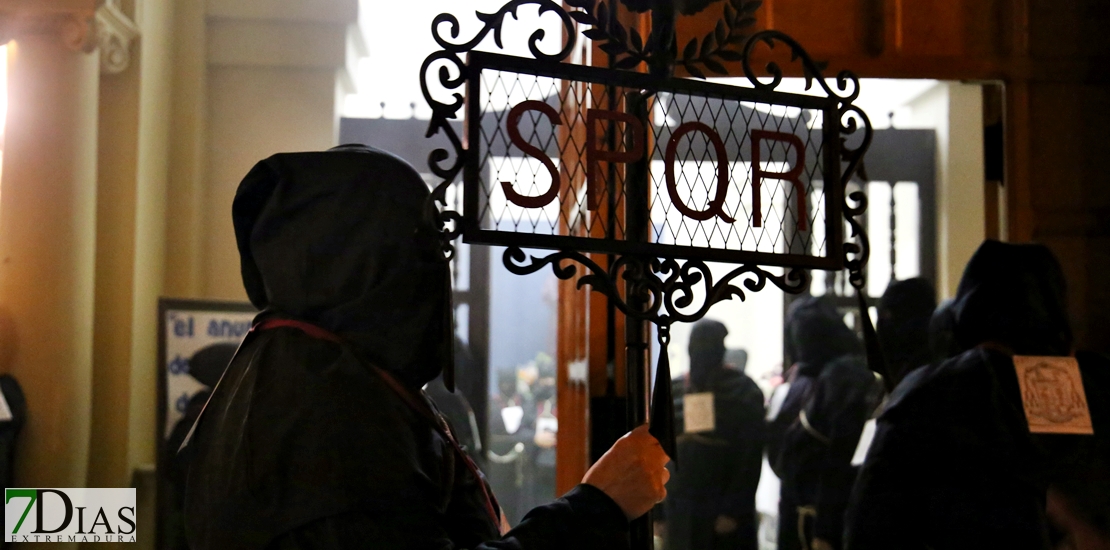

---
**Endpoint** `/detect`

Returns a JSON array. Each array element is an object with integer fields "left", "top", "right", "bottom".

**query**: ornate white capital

[
  {"left": 95, "top": 0, "right": 138, "bottom": 74},
  {"left": 0, "top": 0, "right": 103, "bottom": 52}
]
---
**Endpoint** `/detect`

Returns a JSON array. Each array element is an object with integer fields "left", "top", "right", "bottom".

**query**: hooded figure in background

[
  {"left": 876, "top": 278, "right": 936, "bottom": 389},
  {"left": 164, "top": 343, "right": 239, "bottom": 550},
  {"left": 658, "top": 320, "right": 765, "bottom": 550},
  {"left": 844, "top": 240, "right": 1110, "bottom": 550},
  {"left": 928, "top": 298, "right": 961, "bottom": 363},
  {"left": 183, "top": 145, "right": 667, "bottom": 550},
  {"left": 768, "top": 296, "right": 881, "bottom": 550}
]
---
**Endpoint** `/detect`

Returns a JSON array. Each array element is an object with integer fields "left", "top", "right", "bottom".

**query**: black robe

[
  {"left": 183, "top": 145, "right": 629, "bottom": 550},
  {"left": 663, "top": 368, "right": 765, "bottom": 550},
  {"left": 769, "top": 296, "right": 882, "bottom": 550},
  {"left": 844, "top": 240, "right": 1110, "bottom": 550}
]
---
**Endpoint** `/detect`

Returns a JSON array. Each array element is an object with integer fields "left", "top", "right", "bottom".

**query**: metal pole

[
  {"left": 594, "top": 12, "right": 651, "bottom": 548},
  {"left": 634, "top": 8, "right": 676, "bottom": 545},
  {"left": 605, "top": 0, "right": 621, "bottom": 464},
  {"left": 624, "top": 90, "right": 653, "bottom": 550},
  {"left": 625, "top": 307, "right": 651, "bottom": 550}
]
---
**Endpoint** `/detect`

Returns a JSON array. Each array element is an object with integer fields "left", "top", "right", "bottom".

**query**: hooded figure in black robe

[
  {"left": 165, "top": 342, "right": 239, "bottom": 550},
  {"left": 844, "top": 240, "right": 1110, "bottom": 550},
  {"left": 1045, "top": 384, "right": 1110, "bottom": 549},
  {"left": 1043, "top": 351, "right": 1110, "bottom": 548},
  {"left": 183, "top": 145, "right": 629, "bottom": 550},
  {"left": 928, "top": 298, "right": 961, "bottom": 363},
  {"left": 877, "top": 278, "right": 936, "bottom": 389},
  {"left": 660, "top": 320, "right": 765, "bottom": 550},
  {"left": 768, "top": 296, "right": 881, "bottom": 550}
]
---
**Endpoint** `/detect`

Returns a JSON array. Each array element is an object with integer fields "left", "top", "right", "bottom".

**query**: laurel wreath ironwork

[
  {"left": 568, "top": 0, "right": 759, "bottom": 77},
  {"left": 420, "top": 0, "right": 874, "bottom": 320}
]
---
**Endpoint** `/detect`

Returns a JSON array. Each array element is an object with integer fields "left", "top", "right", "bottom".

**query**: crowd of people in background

[
  {"left": 460, "top": 239, "right": 1109, "bottom": 550},
  {"left": 658, "top": 320, "right": 766, "bottom": 550},
  {"left": 648, "top": 240, "right": 1109, "bottom": 550},
  {"left": 161, "top": 146, "right": 1109, "bottom": 549},
  {"left": 484, "top": 353, "right": 560, "bottom": 525}
]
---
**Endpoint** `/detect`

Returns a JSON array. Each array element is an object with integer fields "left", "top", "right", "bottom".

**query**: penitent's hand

[{"left": 581, "top": 424, "right": 671, "bottom": 520}]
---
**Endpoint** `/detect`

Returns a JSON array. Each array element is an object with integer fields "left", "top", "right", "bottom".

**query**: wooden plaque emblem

[{"left": 1013, "top": 356, "right": 1094, "bottom": 435}]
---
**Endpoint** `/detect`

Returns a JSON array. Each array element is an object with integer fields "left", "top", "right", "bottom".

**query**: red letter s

[{"left": 501, "top": 100, "right": 562, "bottom": 209}]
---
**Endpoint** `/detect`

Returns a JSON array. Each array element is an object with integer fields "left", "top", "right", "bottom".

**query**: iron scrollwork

[
  {"left": 564, "top": 0, "right": 763, "bottom": 77},
  {"left": 504, "top": 247, "right": 808, "bottom": 329},
  {"left": 421, "top": 0, "right": 874, "bottom": 312},
  {"left": 740, "top": 29, "right": 874, "bottom": 295},
  {"left": 422, "top": 0, "right": 577, "bottom": 260},
  {"left": 421, "top": 0, "right": 878, "bottom": 495}
]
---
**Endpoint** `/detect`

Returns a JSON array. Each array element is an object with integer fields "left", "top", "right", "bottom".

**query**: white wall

[
  {"left": 663, "top": 264, "right": 785, "bottom": 394},
  {"left": 904, "top": 82, "right": 986, "bottom": 298},
  {"left": 164, "top": 0, "right": 361, "bottom": 300},
  {"left": 204, "top": 66, "right": 344, "bottom": 299}
]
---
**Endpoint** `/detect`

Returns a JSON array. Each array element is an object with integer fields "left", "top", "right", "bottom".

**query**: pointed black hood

[
  {"left": 928, "top": 298, "right": 961, "bottom": 361},
  {"left": 786, "top": 295, "right": 863, "bottom": 374},
  {"left": 688, "top": 319, "right": 728, "bottom": 392},
  {"left": 232, "top": 144, "right": 451, "bottom": 388},
  {"left": 951, "top": 240, "right": 1071, "bottom": 356},
  {"left": 877, "top": 277, "right": 936, "bottom": 387}
]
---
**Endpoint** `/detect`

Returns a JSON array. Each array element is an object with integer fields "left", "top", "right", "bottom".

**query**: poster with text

[
  {"left": 156, "top": 298, "right": 255, "bottom": 549},
  {"left": 159, "top": 299, "right": 256, "bottom": 440}
]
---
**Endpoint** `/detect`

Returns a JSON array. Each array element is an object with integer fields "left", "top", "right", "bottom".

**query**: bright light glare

[
  {"left": 0, "top": 44, "right": 6, "bottom": 138},
  {"left": 348, "top": 0, "right": 564, "bottom": 119},
  {"left": 0, "top": 43, "right": 7, "bottom": 178}
]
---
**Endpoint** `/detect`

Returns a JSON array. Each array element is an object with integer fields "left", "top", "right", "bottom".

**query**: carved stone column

[
  {"left": 96, "top": 0, "right": 139, "bottom": 74},
  {"left": 0, "top": 0, "right": 102, "bottom": 494}
]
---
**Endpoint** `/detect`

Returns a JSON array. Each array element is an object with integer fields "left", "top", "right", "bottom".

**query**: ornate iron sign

[
  {"left": 421, "top": 0, "right": 874, "bottom": 502},
  {"left": 464, "top": 50, "right": 845, "bottom": 269}
]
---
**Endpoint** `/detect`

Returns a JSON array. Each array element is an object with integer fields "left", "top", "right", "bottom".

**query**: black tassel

[
  {"left": 649, "top": 327, "right": 677, "bottom": 468},
  {"left": 857, "top": 291, "right": 893, "bottom": 393}
]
